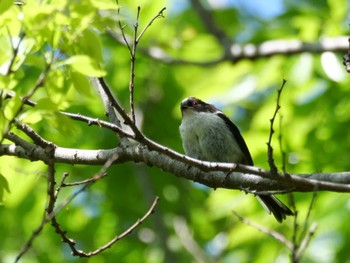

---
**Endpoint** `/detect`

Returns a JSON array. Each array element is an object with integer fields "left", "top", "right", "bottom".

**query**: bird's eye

[{"left": 191, "top": 99, "right": 198, "bottom": 107}]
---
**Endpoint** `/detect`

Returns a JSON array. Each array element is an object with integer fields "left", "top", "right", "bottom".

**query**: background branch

[
  {"left": 233, "top": 211, "right": 293, "bottom": 250},
  {"left": 108, "top": 34, "right": 349, "bottom": 66}
]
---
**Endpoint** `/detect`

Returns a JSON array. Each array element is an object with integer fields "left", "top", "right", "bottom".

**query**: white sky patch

[
  {"left": 214, "top": 76, "right": 256, "bottom": 105},
  {"left": 321, "top": 52, "right": 346, "bottom": 82},
  {"left": 207, "top": 0, "right": 230, "bottom": 9}
]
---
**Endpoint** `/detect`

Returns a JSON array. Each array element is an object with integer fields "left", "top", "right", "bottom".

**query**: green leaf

[
  {"left": 70, "top": 71, "right": 93, "bottom": 97},
  {"left": 3, "top": 92, "right": 21, "bottom": 120},
  {"left": 0, "top": 0, "right": 13, "bottom": 15},
  {"left": 35, "top": 98, "right": 56, "bottom": 111},
  {"left": 0, "top": 173, "right": 11, "bottom": 204},
  {"left": 63, "top": 55, "right": 106, "bottom": 77},
  {"left": 90, "top": 0, "right": 117, "bottom": 10},
  {"left": 77, "top": 29, "right": 104, "bottom": 62}
]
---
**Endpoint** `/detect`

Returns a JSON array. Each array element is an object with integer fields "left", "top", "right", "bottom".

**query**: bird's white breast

[{"left": 179, "top": 110, "right": 243, "bottom": 162}]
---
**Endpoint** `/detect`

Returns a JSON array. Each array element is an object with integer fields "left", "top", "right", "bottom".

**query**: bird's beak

[{"left": 180, "top": 98, "right": 190, "bottom": 111}]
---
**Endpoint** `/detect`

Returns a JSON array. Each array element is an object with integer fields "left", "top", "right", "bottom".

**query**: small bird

[{"left": 179, "top": 97, "right": 293, "bottom": 222}]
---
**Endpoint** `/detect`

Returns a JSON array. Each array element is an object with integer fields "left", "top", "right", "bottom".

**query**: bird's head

[{"left": 180, "top": 97, "right": 216, "bottom": 116}]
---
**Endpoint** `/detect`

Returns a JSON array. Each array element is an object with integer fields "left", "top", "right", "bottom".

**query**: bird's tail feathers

[{"left": 256, "top": 195, "right": 294, "bottom": 223}]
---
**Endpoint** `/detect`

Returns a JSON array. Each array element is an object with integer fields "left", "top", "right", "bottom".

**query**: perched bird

[{"left": 179, "top": 97, "right": 293, "bottom": 222}]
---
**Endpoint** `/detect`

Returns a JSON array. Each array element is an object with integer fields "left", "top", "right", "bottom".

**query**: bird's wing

[{"left": 216, "top": 112, "right": 254, "bottom": 166}]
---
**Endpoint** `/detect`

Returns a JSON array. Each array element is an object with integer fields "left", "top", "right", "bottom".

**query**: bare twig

[
  {"left": 30, "top": 152, "right": 159, "bottom": 258},
  {"left": 298, "top": 192, "right": 317, "bottom": 245},
  {"left": 233, "top": 211, "right": 294, "bottom": 250},
  {"left": 174, "top": 216, "right": 215, "bottom": 263},
  {"left": 290, "top": 193, "right": 317, "bottom": 262},
  {"left": 116, "top": 3, "right": 166, "bottom": 124},
  {"left": 60, "top": 111, "right": 135, "bottom": 139},
  {"left": 15, "top": 138, "right": 56, "bottom": 263},
  {"left": 296, "top": 223, "right": 318, "bottom": 261},
  {"left": 48, "top": 153, "right": 117, "bottom": 256},
  {"left": 3, "top": 91, "right": 37, "bottom": 107},
  {"left": 5, "top": 29, "right": 25, "bottom": 75},
  {"left": 75, "top": 196, "right": 159, "bottom": 257},
  {"left": 128, "top": 6, "right": 140, "bottom": 123},
  {"left": 15, "top": 213, "right": 47, "bottom": 262},
  {"left": 15, "top": 153, "right": 114, "bottom": 262},
  {"left": 0, "top": 63, "right": 51, "bottom": 144},
  {"left": 136, "top": 7, "right": 166, "bottom": 43},
  {"left": 15, "top": 121, "right": 54, "bottom": 148},
  {"left": 267, "top": 79, "right": 287, "bottom": 174},
  {"left": 55, "top": 172, "right": 69, "bottom": 198},
  {"left": 116, "top": 0, "right": 132, "bottom": 53},
  {"left": 278, "top": 115, "right": 287, "bottom": 173}
]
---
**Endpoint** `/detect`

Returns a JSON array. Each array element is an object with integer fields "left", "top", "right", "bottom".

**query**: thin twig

[
  {"left": 116, "top": 0, "right": 132, "bottom": 53},
  {"left": 15, "top": 216, "right": 47, "bottom": 262},
  {"left": 278, "top": 112, "right": 300, "bottom": 261},
  {"left": 174, "top": 216, "right": 215, "bottom": 263},
  {"left": 61, "top": 172, "right": 108, "bottom": 187},
  {"left": 296, "top": 223, "right": 318, "bottom": 261},
  {"left": 291, "top": 193, "right": 317, "bottom": 262},
  {"left": 233, "top": 210, "right": 293, "bottom": 251},
  {"left": 55, "top": 172, "right": 69, "bottom": 198},
  {"left": 278, "top": 115, "right": 287, "bottom": 173},
  {"left": 299, "top": 192, "right": 317, "bottom": 244},
  {"left": 48, "top": 154, "right": 119, "bottom": 256},
  {"left": 15, "top": 138, "right": 56, "bottom": 262},
  {"left": 43, "top": 153, "right": 158, "bottom": 258},
  {"left": 136, "top": 7, "right": 166, "bottom": 43},
  {"left": 0, "top": 63, "right": 51, "bottom": 144},
  {"left": 15, "top": 121, "right": 54, "bottom": 148},
  {"left": 60, "top": 111, "right": 135, "bottom": 139},
  {"left": 6, "top": 29, "right": 25, "bottom": 75},
  {"left": 267, "top": 79, "right": 287, "bottom": 174},
  {"left": 116, "top": 3, "right": 166, "bottom": 124},
  {"left": 77, "top": 196, "right": 159, "bottom": 257},
  {"left": 3, "top": 91, "right": 37, "bottom": 107},
  {"left": 128, "top": 6, "right": 140, "bottom": 123},
  {"left": 291, "top": 210, "right": 299, "bottom": 262}
]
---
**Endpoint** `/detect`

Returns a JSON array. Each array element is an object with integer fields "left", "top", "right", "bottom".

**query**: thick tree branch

[
  {"left": 90, "top": 78, "right": 122, "bottom": 127},
  {"left": 2, "top": 141, "right": 350, "bottom": 193}
]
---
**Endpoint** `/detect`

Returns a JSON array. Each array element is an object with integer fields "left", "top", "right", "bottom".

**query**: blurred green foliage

[{"left": 1, "top": 0, "right": 350, "bottom": 262}]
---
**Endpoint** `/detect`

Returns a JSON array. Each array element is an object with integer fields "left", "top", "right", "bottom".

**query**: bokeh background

[{"left": 1, "top": 0, "right": 350, "bottom": 262}]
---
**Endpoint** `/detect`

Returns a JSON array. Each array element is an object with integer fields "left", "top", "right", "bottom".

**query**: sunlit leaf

[
  {"left": 77, "top": 29, "right": 104, "bottom": 62},
  {"left": 3, "top": 93, "right": 21, "bottom": 120},
  {"left": 70, "top": 71, "right": 93, "bottom": 97},
  {"left": 0, "top": 0, "right": 13, "bottom": 14},
  {"left": 90, "top": 0, "right": 118, "bottom": 10},
  {"left": 64, "top": 55, "right": 106, "bottom": 77},
  {"left": 0, "top": 173, "right": 11, "bottom": 204}
]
